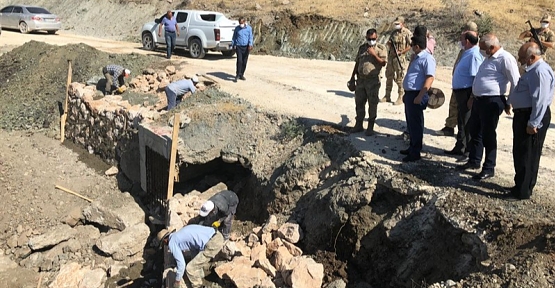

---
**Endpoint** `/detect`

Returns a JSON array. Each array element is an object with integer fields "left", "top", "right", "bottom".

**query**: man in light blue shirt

[
  {"left": 400, "top": 26, "right": 436, "bottom": 162},
  {"left": 158, "top": 10, "right": 180, "bottom": 59},
  {"left": 445, "top": 31, "right": 484, "bottom": 158},
  {"left": 165, "top": 77, "right": 198, "bottom": 110},
  {"left": 158, "top": 224, "right": 224, "bottom": 288},
  {"left": 231, "top": 17, "right": 254, "bottom": 81},
  {"left": 508, "top": 42, "right": 555, "bottom": 200}
]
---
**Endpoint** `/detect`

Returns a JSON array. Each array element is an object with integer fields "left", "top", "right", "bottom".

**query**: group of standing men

[{"left": 350, "top": 15, "right": 555, "bottom": 200}]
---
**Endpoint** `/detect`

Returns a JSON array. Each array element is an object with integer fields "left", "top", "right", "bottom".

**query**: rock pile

[{"left": 165, "top": 183, "right": 324, "bottom": 288}]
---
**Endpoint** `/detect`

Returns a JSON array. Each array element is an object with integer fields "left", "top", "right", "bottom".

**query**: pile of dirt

[{"left": 0, "top": 41, "right": 154, "bottom": 131}]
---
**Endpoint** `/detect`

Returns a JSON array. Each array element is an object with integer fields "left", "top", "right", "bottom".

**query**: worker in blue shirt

[
  {"left": 508, "top": 42, "right": 555, "bottom": 200},
  {"left": 157, "top": 224, "right": 224, "bottom": 288},
  {"left": 231, "top": 17, "right": 254, "bottom": 82},
  {"left": 165, "top": 76, "right": 199, "bottom": 110}
]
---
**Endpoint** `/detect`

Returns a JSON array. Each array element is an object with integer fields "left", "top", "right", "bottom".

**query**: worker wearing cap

[
  {"left": 102, "top": 64, "right": 130, "bottom": 96},
  {"left": 381, "top": 16, "right": 412, "bottom": 105},
  {"left": 165, "top": 76, "right": 199, "bottom": 110},
  {"left": 156, "top": 224, "right": 224, "bottom": 288},
  {"left": 519, "top": 14, "right": 555, "bottom": 50},
  {"left": 437, "top": 21, "right": 479, "bottom": 137},
  {"left": 199, "top": 190, "right": 239, "bottom": 241}
]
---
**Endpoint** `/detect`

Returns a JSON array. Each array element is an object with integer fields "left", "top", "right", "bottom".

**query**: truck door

[{"left": 175, "top": 12, "right": 189, "bottom": 47}]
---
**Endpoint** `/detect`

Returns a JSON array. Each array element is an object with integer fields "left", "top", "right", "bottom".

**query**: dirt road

[{"left": 2, "top": 30, "right": 555, "bottom": 196}]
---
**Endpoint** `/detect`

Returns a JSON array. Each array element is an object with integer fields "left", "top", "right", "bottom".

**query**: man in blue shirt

[
  {"left": 157, "top": 224, "right": 224, "bottom": 288},
  {"left": 231, "top": 17, "right": 254, "bottom": 82},
  {"left": 165, "top": 76, "right": 199, "bottom": 110},
  {"left": 400, "top": 26, "right": 436, "bottom": 162},
  {"left": 508, "top": 42, "right": 555, "bottom": 200},
  {"left": 445, "top": 31, "right": 484, "bottom": 159},
  {"left": 158, "top": 10, "right": 180, "bottom": 59}
]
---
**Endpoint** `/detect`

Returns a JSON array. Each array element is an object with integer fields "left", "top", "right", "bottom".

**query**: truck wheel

[
  {"left": 189, "top": 38, "right": 206, "bottom": 59},
  {"left": 142, "top": 33, "right": 156, "bottom": 51},
  {"left": 221, "top": 50, "right": 235, "bottom": 57}
]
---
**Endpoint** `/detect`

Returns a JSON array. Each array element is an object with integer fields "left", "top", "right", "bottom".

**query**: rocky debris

[
  {"left": 80, "top": 268, "right": 106, "bottom": 288},
  {"left": 62, "top": 207, "right": 84, "bottom": 227},
  {"left": 130, "top": 66, "right": 210, "bottom": 99},
  {"left": 325, "top": 279, "right": 347, "bottom": 288},
  {"left": 108, "top": 263, "right": 128, "bottom": 277},
  {"left": 0, "top": 255, "right": 18, "bottom": 272},
  {"left": 49, "top": 262, "right": 87, "bottom": 288},
  {"left": 277, "top": 223, "right": 303, "bottom": 244},
  {"left": 28, "top": 224, "right": 77, "bottom": 250},
  {"left": 95, "top": 223, "right": 150, "bottom": 261},
  {"left": 104, "top": 166, "right": 119, "bottom": 176},
  {"left": 83, "top": 192, "right": 144, "bottom": 231},
  {"left": 290, "top": 257, "right": 324, "bottom": 287}
]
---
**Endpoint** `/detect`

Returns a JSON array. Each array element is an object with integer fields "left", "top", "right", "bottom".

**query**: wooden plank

[
  {"left": 60, "top": 60, "right": 72, "bottom": 143},
  {"left": 166, "top": 113, "right": 180, "bottom": 200},
  {"left": 54, "top": 185, "right": 93, "bottom": 202}
]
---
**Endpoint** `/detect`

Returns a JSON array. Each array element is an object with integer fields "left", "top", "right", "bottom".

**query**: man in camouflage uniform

[
  {"left": 436, "top": 21, "right": 478, "bottom": 137},
  {"left": 350, "top": 28, "right": 387, "bottom": 136},
  {"left": 519, "top": 14, "right": 555, "bottom": 55},
  {"left": 381, "top": 16, "right": 412, "bottom": 105}
]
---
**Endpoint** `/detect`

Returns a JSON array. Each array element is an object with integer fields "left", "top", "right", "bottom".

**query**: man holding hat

[
  {"left": 102, "top": 64, "right": 130, "bottom": 96},
  {"left": 445, "top": 30, "right": 484, "bottom": 161},
  {"left": 400, "top": 25, "right": 436, "bottom": 162},
  {"left": 165, "top": 76, "right": 199, "bottom": 110},
  {"left": 199, "top": 190, "right": 239, "bottom": 241},
  {"left": 519, "top": 14, "right": 555, "bottom": 50},
  {"left": 156, "top": 225, "right": 224, "bottom": 288},
  {"left": 437, "top": 21, "right": 479, "bottom": 137},
  {"left": 381, "top": 16, "right": 413, "bottom": 105}
]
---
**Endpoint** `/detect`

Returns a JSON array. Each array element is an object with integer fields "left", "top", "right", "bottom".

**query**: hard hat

[
  {"left": 427, "top": 87, "right": 445, "bottom": 109},
  {"left": 199, "top": 200, "right": 215, "bottom": 217}
]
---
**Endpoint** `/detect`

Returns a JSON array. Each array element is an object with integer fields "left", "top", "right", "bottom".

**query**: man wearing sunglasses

[{"left": 350, "top": 29, "right": 387, "bottom": 136}]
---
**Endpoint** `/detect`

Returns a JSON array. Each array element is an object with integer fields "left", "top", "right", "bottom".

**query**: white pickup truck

[{"left": 141, "top": 10, "right": 238, "bottom": 59}]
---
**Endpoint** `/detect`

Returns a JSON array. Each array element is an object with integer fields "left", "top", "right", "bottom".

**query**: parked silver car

[{"left": 0, "top": 5, "right": 61, "bottom": 34}]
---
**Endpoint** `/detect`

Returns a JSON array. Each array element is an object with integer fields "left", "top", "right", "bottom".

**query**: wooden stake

[
  {"left": 60, "top": 60, "right": 73, "bottom": 143},
  {"left": 166, "top": 113, "right": 180, "bottom": 200},
  {"left": 36, "top": 273, "right": 43, "bottom": 288},
  {"left": 55, "top": 185, "right": 93, "bottom": 202}
]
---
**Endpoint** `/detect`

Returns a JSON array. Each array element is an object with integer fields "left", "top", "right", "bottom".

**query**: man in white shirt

[{"left": 457, "top": 34, "right": 520, "bottom": 181}]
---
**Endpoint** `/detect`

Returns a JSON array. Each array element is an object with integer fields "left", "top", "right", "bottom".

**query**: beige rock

[
  {"left": 0, "top": 255, "right": 18, "bottom": 272},
  {"left": 158, "top": 79, "right": 170, "bottom": 90},
  {"left": 250, "top": 243, "right": 267, "bottom": 262},
  {"left": 62, "top": 206, "right": 83, "bottom": 227},
  {"left": 277, "top": 223, "right": 303, "bottom": 244},
  {"left": 252, "top": 227, "right": 262, "bottom": 235},
  {"left": 290, "top": 257, "right": 324, "bottom": 288},
  {"left": 256, "top": 258, "right": 277, "bottom": 278},
  {"left": 165, "top": 66, "right": 177, "bottom": 75},
  {"left": 104, "top": 166, "right": 118, "bottom": 176},
  {"left": 259, "top": 275, "right": 277, "bottom": 288},
  {"left": 261, "top": 232, "right": 273, "bottom": 245},
  {"left": 271, "top": 246, "right": 293, "bottom": 271},
  {"left": 129, "top": 78, "right": 141, "bottom": 89},
  {"left": 235, "top": 240, "right": 251, "bottom": 257},
  {"left": 267, "top": 238, "right": 283, "bottom": 254},
  {"left": 157, "top": 72, "right": 167, "bottom": 81},
  {"left": 262, "top": 223, "right": 279, "bottom": 234},
  {"left": 214, "top": 256, "right": 264, "bottom": 288},
  {"left": 282, "top": 240, "right": 302, "bottom": 257},
  {"left": 79, "top": 268, "right": 106, "bottom": 288},
  {"left": 49, "top": 262, "right": 86, "bottom": 288},
  {"left": 28, "top": 224, "right": 77, "bottom": 251},
  {"left": 247, "top": 233, "right": 259, "bottom": 247}
]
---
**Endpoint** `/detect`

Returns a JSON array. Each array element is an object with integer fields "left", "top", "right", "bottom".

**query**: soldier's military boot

[
  {"left": 364, "top": 127, "right": 375, "bottom": 136},
  {"left": 393, "top": 94, "right": 404, "bottom": 105},
  {"left": 350, "top": 121, "right": 364, "bottom": 133},
  {"left": 379, "top": 95, "right": 391, "bottom": 103}
]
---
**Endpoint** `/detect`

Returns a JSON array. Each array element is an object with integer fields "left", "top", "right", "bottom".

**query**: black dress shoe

[
  {"left": 402, "top": 155, "right": 421, "bottom": 162},
  {"left": 444, "top": 149, "right": 464, "bottom": 156},
  {"left": 436, "top": 127, "right": 455, "bottom": 137},
  {"left": 456, "top": 162, "right": 480, "bottom": 170},
  {"left": 472, "top": 171, "right": 495, "bottom": 180},
  {"left": 400, "top": 149, "right": 409, "bottom": 155}
]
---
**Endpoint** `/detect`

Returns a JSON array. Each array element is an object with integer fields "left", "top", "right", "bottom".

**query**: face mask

[
  {"left": 368, "top": 40, "right": 377, "bottom": 46},
  {"left": 480, "top": 49, "right": 488, "bottom": 57},
  {"left": 240, "top": 23, "right": 246, "bottom": 28},
  {"left": 541, "top": 23, "right": 549, "bottom": 29},
  {"left": 395, "top": 24, "right": 401, "bottom": 30},
  {"left": 458, "top": 42, "right": 465, "bottom": 50}
]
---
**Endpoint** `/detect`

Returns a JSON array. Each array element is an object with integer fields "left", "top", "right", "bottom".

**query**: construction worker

[
  {"left": 157, "top": 225, "right": 224, "bottom": 288},
  {"left": 381, "top": 16, "right": 412, "bottom": 105},
  {"left": 198, "top": 190, "right": 239, "bottom": 241},
  {"left": 102, "top": 64, "right": 130, "bottom": 96},
  {"left": 165, "top": 76, "right": 199, "bottom": 110}
]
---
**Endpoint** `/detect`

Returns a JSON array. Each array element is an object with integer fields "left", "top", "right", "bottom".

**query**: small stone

[
  {"left": 104, "top": 166, "right": 118, "bottom": 176},
  {"left": 247, "top": 233, "right": 259, "bottom": 247},
  {"left": 255, "top": 3, "right": 262, "bottom": 10},
  {"left": 165, "top": 66, "right": 176, "bottom": 75},
  {"left": 7, "top": 235, "right": 18, "bottom": 248},
  {"left": 363, "top": 12, "right": 369, "bottom": 18},
  {"left": 328, "top": 54, "right": 336, "bottom": 61},
  {"left": 445, "top": 279, "right": 457, "bottom": 287}
]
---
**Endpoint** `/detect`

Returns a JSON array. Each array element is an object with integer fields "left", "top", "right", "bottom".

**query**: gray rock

[
  {"left": 325, "top": 279, "right": 347, "bottom": 288},
  {"left": 95, "top": 223, "right": 150, "bottom": 261},
  {"left": 28, "top": 224, "right": 77, "bottom": 250},
  {"left": 83, "top": 192, "right": 144, "bottom": 231}
]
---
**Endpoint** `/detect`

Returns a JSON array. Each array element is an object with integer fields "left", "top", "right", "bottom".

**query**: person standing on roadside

[
  {"left": 381, "top": 16, "right": 412, "bottom": 105},
  {"left": 508, "top": 42, "right": 554, "bottom": 200},
  {"left": 158, "top": 10, "right": 180, "bottom": 59},
  {"left": 349, "top": 28, "right": 387, "bottom": 136},
  {"left": 231, "top": 17, "right": 254, "bottom": 82},
  {"left": 399, "top": 26, "right": 436, "bottom": 162},
  {"left": 444, "top": 31, "right": 484, "bottom": 161},
  {"left": 457, "top": 34, "right": 520, "bottom": 181},
  {"left": 436, "top": 21, "right": 479, "bottom": 137}
]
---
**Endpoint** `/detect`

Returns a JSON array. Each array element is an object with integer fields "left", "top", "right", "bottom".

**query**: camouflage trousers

[
  {"left": 355, "top": 77, "right": 381, "bottom": 131},
  {"left": 186, "top": 231, "right": 224, "bottom": 287},
  {"left": 444, "top": 92, "right": 458, "bottom": 128},
  {"left": 385, "top": 55, "right": 407, "bottom": 99}
]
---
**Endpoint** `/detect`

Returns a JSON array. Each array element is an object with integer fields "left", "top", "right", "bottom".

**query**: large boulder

[
  {"left": 95, "top": 223, "right": 150, "bottom": 261},
  {"left": 49, "top": 262, "right": 86, "bottom": 288},
  {"left": 83, "top": 192, "right": 144, "bottom": 231},
  {"left": 290, "top": 257, "right": 324, "bottom": 288},
  {"left": 215, "top": 256, "right": 267, "bottom": 288},
  {"left": 28, "top": 224, "right": 76, "bottom": 250}
]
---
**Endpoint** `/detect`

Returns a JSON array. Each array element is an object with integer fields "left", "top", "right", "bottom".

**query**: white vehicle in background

[{"left": 141, "top": 10, "right": 238, "bottom": 59}]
